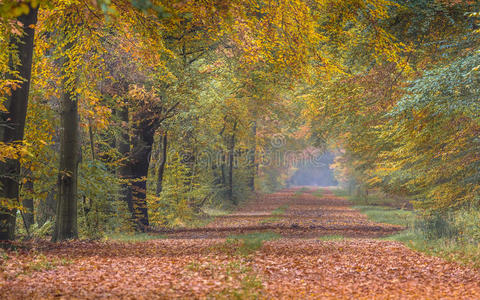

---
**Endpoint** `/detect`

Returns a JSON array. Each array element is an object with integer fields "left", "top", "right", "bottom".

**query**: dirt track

[
  {"left": 1, "top": 188, "right": 480, "bottom": 299},
  {"left": 160, "top": 188, "right": 403, "bottom": 239}
]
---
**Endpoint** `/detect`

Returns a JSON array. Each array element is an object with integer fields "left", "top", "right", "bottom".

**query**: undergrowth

[
  {"left": 340, "top": 190, "right": 480, "bottom": 269},
  {"left": 354, "top": 206, "right": 415, "bottom": 227}
]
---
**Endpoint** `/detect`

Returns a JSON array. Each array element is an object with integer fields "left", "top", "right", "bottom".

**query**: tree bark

[
  {"left": 228, "top": 121, "right": 237, "bottom": 204},
  {"left": 37, "top": 190, "right": 55, "bottom": 227},
  {"left": 52, "top": 29, "right": 80, "bottom": 241},
  {"left": 248, "top": 122, "right": 256, "bottom": 191},
  {"left": 0, "top": 5, "right": 39, "bottom": 241},
  {"left": 53, "top": 86, "right": 80, "bottom": 241},
  {"left": 21, "top": 169, "right": 34, "bottom": 231},
  {"left": 117, "top": 107, "right": 134, "bottom": 220},
  {"left": 220, "top": 155, "right": 226, "bottom": 186},
  {"left": 118, "top": 106, "right": 160, "bottom": 231},
  {"left": 156, "top": 132, "right": 167, "bottom": 196},
  {"left": 128, "top": 120, "right": 154, "bottom": 231}
]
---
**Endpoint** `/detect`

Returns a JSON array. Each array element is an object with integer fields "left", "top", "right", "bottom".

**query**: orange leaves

[
  {"left": 0, "top": 141, "right": 31, "bottom": 163},
  {"left": 2, "top": 189, "right": 480, "bottom": 298}
]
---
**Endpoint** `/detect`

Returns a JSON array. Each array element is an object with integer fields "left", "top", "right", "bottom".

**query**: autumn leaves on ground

[{"left": 2, "top": 188, "right": 480, "bottom": 299}]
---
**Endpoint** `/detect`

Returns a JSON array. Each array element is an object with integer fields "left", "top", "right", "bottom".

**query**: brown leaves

[{"left": 2, "top": 188, "right": 480, "bottom": 299}]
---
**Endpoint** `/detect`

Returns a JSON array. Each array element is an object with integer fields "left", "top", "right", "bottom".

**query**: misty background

[{"left": 287, "top": 152, "right": 338, "bottom": 186}]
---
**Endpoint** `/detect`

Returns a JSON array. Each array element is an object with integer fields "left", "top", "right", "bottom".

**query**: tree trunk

[
  {"left": 117, "top": 107, "right": 134, "bottom": 220},
  {"left": 117, "top": 106, "right": 156, "bottom": 231},
  {"left": 21, "top": 169, "right": 34, "bottom": 231},
  {"left": 129, "top": 122, "right": 154, "bottom": 231},
  {"left": 156, "top": 132, "right": 167, "bottom": 196},
  {"left": 38, "top": 190, "right": 55, "bottom": 227},
  {"left": 53, "top": 87, "right": 80, "bottom": 241},
  {"left": 228, "top": 121, "right": 237, "bottom": 204},
  {"left": 248, "top": 122, "right": 256, "bottom": 191},
  {"left": 0, "top": 5, "right": 39, "bottom": 241},
  {"left": 52, "top": 31, "right": 80, "bottom": 242},
  {"left": 220, "top": 155, "right": 226, "bottom": 186}
]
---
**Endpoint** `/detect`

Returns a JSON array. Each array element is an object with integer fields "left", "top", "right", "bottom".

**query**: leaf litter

[{"left": 1, "top": 188, "right": 480, "bottom": 299}]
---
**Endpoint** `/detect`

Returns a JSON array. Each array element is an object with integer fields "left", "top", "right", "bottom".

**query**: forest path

[
  {"left": 160, "top": 187, "right": 403, "bottom": 239},
  {"left": 2, "top": 188, "right": 480, "bottom": 299}
]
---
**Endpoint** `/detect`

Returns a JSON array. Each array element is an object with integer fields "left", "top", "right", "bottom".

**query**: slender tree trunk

[
  {"left": 228, "top": 121, "right": 237, "bottom": 204},
  {"left": 0, "top": 6, "right": 39, "bottom": 241},
  {"left": 21, "top": 169, "right": 34, "bottom": 230},
  {"left": 116, "top": 107, "right": 134, "bottom": 220},
  {"left": 156, "top": 132, "right": 167, "bottom": 196},
  {"left": 52, "top": 30, "right": 80, "bottom": 242},
  {"left": 88, "top": 119, "right": 95, "bottom": 160},
  {"left": 220, "top": 155, "right": 226, "bottom": 186},
  {"left": 38, "top": 119, "right": 59, "bottom": 227},
  {"left": 248, "top": 122, "right": 256, "bottom": 191},
  {"left": 217, "top": 122, "right": 227, "bottom": 187},
  {"left": 38, "top": 190, "right": 55, "bottom": 227}
]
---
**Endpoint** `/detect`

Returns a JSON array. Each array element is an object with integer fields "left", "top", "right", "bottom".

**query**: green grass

[
  {"left": 25, "top": 254, "right": 72, "bottom": 273},
  {"left": 357, "top": 206, "right": 480, "bottom": 268},
  {"left": 271, "top": 204, "right": 288, "bottom": 216},
  {"left": 351, "top": 194, "right": 402, "bottom": 207},
  {"left": 259, "top": 205, "right": 288, "bottom": 224},
  {"left": 220, "top": 272, "right": 264, "bottom": 299},
  {"left": 185, "top": 259, "right": 265, "bottom": 298},
  {"left": 105, "top": 232, "right": 167, "bottom": 242},
  {"left": 202, "top": 207, "right": 232, "bottom": 217},
  {"left": 334, "top": 189, "right": 415, "bottom": 228},
  {"left": 333, "top": 189, "right": 350, "bottom": 198},
  {"left": 206, "top": 260, "right": 265, "bottom": 299},
  {"left": 183, "top": 216, "right": 215, "bottom": 228},
  {"left": 294, "top": 187, "right": 309, "bottom": 195},
  {"left": 341, "top": 190, "right": 480, "bottom": 269},
  {"left": 334, "top": 189, "right": 409, "bottom": 208},
  {"left": 312, "top": 189, "right": 324, "bottom": 198},
  {"left": 354, "top": 205, "right": 415, "bottom": 227},
  {"left": 12, "top": 254, "right": 73, "bottom": 277},
  {"left": 225, "top": 232, "right": 281, "bottom": 255},
  {"left": 384, "top": 230, "right": 480, "bottom": 269}
]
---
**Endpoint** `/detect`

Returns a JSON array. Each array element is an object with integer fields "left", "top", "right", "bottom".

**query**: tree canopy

[{"left": 0, "top": 0, "right": 478, "bottom": 242}]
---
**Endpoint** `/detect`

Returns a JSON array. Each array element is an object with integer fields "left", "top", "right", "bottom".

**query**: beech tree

[{"left": 0, "top": 3, "right": 38, "bottom": 241}]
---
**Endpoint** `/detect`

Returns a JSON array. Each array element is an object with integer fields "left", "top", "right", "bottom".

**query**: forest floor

[{"left": 2, "top": 188, "right": 480, "bottom": 299}]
